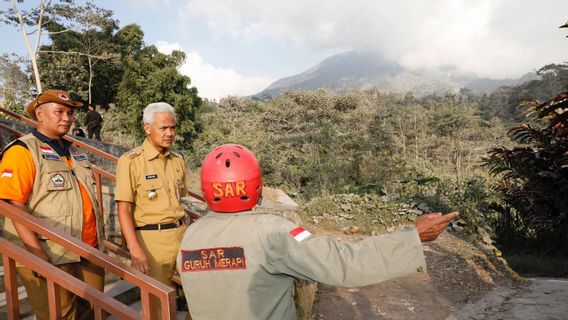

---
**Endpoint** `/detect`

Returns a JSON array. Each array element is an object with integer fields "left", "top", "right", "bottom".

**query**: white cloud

[
  {"left": 122, "top": 0, "right": 170, "bottom": 8},
  {"left": 181, "top": 0, "right": 567, "bottom": 78},
  {"left": 155, "top": 41, "right": 274, "bottom": 100}
]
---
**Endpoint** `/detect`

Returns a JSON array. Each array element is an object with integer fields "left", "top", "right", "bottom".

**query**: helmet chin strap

[{"left": 256, "top": 192, "right": 263, "bottom": 207}]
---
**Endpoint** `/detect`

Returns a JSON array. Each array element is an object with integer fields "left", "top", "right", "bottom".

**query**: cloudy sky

[{"left": 1, "top": 0, "right": 566, "bottom": 99}]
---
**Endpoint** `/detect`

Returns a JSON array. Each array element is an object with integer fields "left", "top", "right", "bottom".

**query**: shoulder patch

[
  {"left": 289, "top": 226, "right": 312, "bottom": 242},
  {"left": 171, "top": 151, "right": 184, "bottom": 160},
  {"left": 124, "top": 148, "right": 142, "bottom": 159},
  {"left": 181, "top": 247, "right": 246, "bottom": 272},
  {"left": 1, "top": 169, "right": 14, "bottom": 178}
]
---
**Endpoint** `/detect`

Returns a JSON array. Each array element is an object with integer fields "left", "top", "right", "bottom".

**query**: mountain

[{"left": 255, "top": 51, "right": 536, "bottom": 98}]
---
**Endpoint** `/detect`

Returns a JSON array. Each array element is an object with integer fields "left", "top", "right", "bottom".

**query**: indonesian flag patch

[
  {"left": 289, "top": 226, "right": 312, "bottom": 242},
  {"left": 1, "top": 169, "right": 13, "bottom": 178},
  {"left": 40, "top": 146, "right": 55, "bottom": 154}
]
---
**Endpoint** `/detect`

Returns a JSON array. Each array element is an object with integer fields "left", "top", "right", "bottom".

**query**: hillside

[
  {"left": 309, "top": 227, "right": 568, "bottom": 320},
  {"left": 256, "top": 51, "right": 536, "bottom": 98}
]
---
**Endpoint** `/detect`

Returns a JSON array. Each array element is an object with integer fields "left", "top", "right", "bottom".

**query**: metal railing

[
  {"left": 1, "top": 238, "right": 138, "bottom": 319},
  {"left": 0, "top": 200, "right": 175, "bottom": 319},
  {"left": 0, "top": 106, "right": 204, "bottom": 317}
]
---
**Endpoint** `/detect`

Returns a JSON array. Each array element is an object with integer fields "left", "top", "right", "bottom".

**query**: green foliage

[
  {"left": 1, "top": 5, "right": 202, "bottom": 148},
  {"left": 0, "top": 54, "right": 30, "bottom": 115},
  {"left": 300, "top": 193, "right": 412, "bottom": 234},
  {"left": 116, "top": 33, "right": 202, "bottom": 148},
  {"left": 478, "top": 63, "right": 568, "bottom": 124},
  {"left": 484, "top": 93, "right": 568, "bottom": 256},
  {"left": 191, "top": 90, "right": 509, "bottom": 206},
  {"left": 36, "top": 2, "right": 121, "bottom": 106}
]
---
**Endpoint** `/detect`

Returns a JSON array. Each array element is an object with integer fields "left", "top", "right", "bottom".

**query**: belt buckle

[{"left": 158, "top": 223, "right": 162, "bottom": 231}]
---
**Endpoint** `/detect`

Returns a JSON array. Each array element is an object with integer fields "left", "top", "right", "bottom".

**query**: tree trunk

[
  {"left": 88, "top": 55, "right": 93, "bottom": 104},
  {"left": 11, "top": 0, "right": 46, "bottom": 93}
]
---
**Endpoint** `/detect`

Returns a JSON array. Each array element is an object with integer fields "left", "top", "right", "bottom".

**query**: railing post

[
  {"left": 162, "top": 291, "right": 177, "bottom": 320},
  {"left": 94, "top": 306, "right": 105, "bottom": 320},
  {"left": 94, "top": 171, "right": 105, "bottom": 219},
  {"left": 141, "top": 290, "right": 151, "bottom": 320},
  {"left": 47, "top": 280, "right": 62, "bottom": 320},
  {"left": 2, "top": 255, "right": 20, "bottom": 320}
]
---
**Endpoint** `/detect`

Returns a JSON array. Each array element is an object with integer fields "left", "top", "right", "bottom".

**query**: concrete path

[{"left": 446, "top": 278, "right": 568, "bottom": 320}]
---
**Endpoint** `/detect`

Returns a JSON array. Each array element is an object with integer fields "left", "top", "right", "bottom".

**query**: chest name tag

[
  {"left": 145, "top": 174, "right": 158, "bottom": 180},
  {"left": 43, "top": 154, "right": 62, "bottom": 161},
  {"left": 181, "top": 247, "right": 246, "bottom": 272},
  {"left": 72, "top": 154, "right": 87, "bottom": 161}
]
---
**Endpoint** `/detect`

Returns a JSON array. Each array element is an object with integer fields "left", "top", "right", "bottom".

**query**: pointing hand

[{"left": 415, "top": 211, "right": 459, "bottom": 242}]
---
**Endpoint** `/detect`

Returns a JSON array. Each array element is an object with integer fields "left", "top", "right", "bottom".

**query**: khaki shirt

[
  {"left": 177, "top": 211, "right": 426, "bottom": 320},
  {"left": 115, "top": 139, "right": 188, "bottom": 226}
]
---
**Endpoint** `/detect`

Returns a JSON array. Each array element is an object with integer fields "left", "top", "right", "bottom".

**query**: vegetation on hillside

[{"left": 1, "top": 3, "right": 566, "bottom": 270}]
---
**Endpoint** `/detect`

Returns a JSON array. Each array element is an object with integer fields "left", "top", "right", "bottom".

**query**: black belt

[{"left": 134, "top": 219, "right": 184, "bottom": 231}]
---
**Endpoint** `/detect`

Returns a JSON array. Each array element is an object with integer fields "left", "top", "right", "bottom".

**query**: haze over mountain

[{"left": 256, "top": 51, "right": 536, "bottom": 98}]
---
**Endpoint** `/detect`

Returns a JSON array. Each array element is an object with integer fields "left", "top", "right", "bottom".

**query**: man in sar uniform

[
  {"left": 115, "top": 102, "right": 190, "bottom": 319},
  {"left": 0, "top": 89, "right": 105, "bottom": 319},
  {"left": 177, "top": 144, "right": 459, "bottom": 320}
]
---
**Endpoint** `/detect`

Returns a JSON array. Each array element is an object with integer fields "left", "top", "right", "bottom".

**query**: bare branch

[
  {"left": 33, "top": 0, "right": 46, "bottom": 54},
  {"left": 48, "top": 28, "right": 77, "bottom": 35}
]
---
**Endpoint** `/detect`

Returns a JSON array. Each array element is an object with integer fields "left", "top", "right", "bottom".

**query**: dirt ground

[{"left": 307, "top": 228, "right": 521, "bottom": 320}]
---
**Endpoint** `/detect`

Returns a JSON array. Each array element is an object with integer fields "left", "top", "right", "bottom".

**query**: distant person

[
  {"left": 84, "top": 104, "right": 102, "bottom": 141},
  {"left": 178, "top": 144, "right": 459, "bottom": 319},
  {"left": 0, "top": 89, "right": 105, "bottom": 319},
  {"left": 115, "top": 102, "right": 191, "bottom": 319},
  {"left": 70, "top": 119, "right": 86, "bottom": 138}
]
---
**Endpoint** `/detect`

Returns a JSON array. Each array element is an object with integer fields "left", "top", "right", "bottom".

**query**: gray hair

[{"left": 143, "top": 102, "right": 176, "bottom": 125}]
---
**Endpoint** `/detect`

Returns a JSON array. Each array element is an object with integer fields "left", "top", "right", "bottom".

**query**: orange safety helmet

[{"left": 201, "top": 144, "right": 263, "bottom": 213}]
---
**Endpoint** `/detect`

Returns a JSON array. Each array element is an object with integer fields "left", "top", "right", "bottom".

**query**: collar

[
  {"left": 205, "top": 210, "right": 256, "bottom": 217},
  {"left": 32, "top": 129, "right": 71, "bottom": 158},
  {"left": 142, "top": 138, "right": 170, "bottom": 160}
]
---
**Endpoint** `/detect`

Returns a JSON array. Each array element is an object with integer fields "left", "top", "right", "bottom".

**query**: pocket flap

[{"left": 142, "top": 179, "right": 163, "bottom": 191}]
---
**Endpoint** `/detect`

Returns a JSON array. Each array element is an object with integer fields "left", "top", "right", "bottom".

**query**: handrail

[
  {"left": 0, "top": 107, "right": 36, "bottom": 127},
  {"left": 0, "top": 123, "right": 22, "bottom": 141},
  {"left": 1, "top": 238, "right": 138, "bottom": 319},
  {"left": 0, "top": 106, "right": 205, "bottom": 317},
  {"left": 0, "top": 200, "right": 176, "bottom": 319},
  {"left": 0, "top": 106, "right": 118, "bottom": 163}
]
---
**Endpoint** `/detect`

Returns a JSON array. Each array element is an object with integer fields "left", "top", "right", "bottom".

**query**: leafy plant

[{"left": 484, "top": 93, "right": 568, "bottom": 256}]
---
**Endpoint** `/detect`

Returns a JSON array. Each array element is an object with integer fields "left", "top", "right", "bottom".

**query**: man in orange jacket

[{"left": 0, "top": 90, "right": 104, "bottom": 319}]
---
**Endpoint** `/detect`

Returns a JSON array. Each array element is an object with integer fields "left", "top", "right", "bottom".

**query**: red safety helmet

[{"left": 201, "top": 144, "right": 263, "bottom": 213}]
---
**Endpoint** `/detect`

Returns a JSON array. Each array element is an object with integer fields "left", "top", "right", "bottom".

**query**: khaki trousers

[
  {"left": 17, "top": 258, "right": 105, "bottom": 320},
  {"left": 136, "top": 225, "right": 188, "bottom": 319}
]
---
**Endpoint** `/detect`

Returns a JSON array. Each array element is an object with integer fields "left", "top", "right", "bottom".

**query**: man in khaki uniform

[
  {"left": 178, "top": 144, "right": 458, "bottom": 320},
  {"left": 115, "top": 102, "right": 189, "bottom": 319},
  {"left": 0, "top": 89, "right": 105, "bottom": 319}
]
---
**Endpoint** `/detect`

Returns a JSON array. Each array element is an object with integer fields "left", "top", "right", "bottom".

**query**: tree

[
  {"left": 0, "top": 53, "right": 31, "bottom": 115},
  {"left": 482, "top": 20, "right": 568, "bottom": 257},
  {"left": 37, "top": 2, "right": 121, "bottom": 105},
  {"left": 0, "top": 0, "right": 51, "bottom": 91},
  {"left": 114, "top": 25, "right": 202, "bottom": 148},
  {"left": 1, "top": 0, "right": 118, "bottom": 94},
  {"left": 484, "top": 93, "right": 568, "bottom": 256}
]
